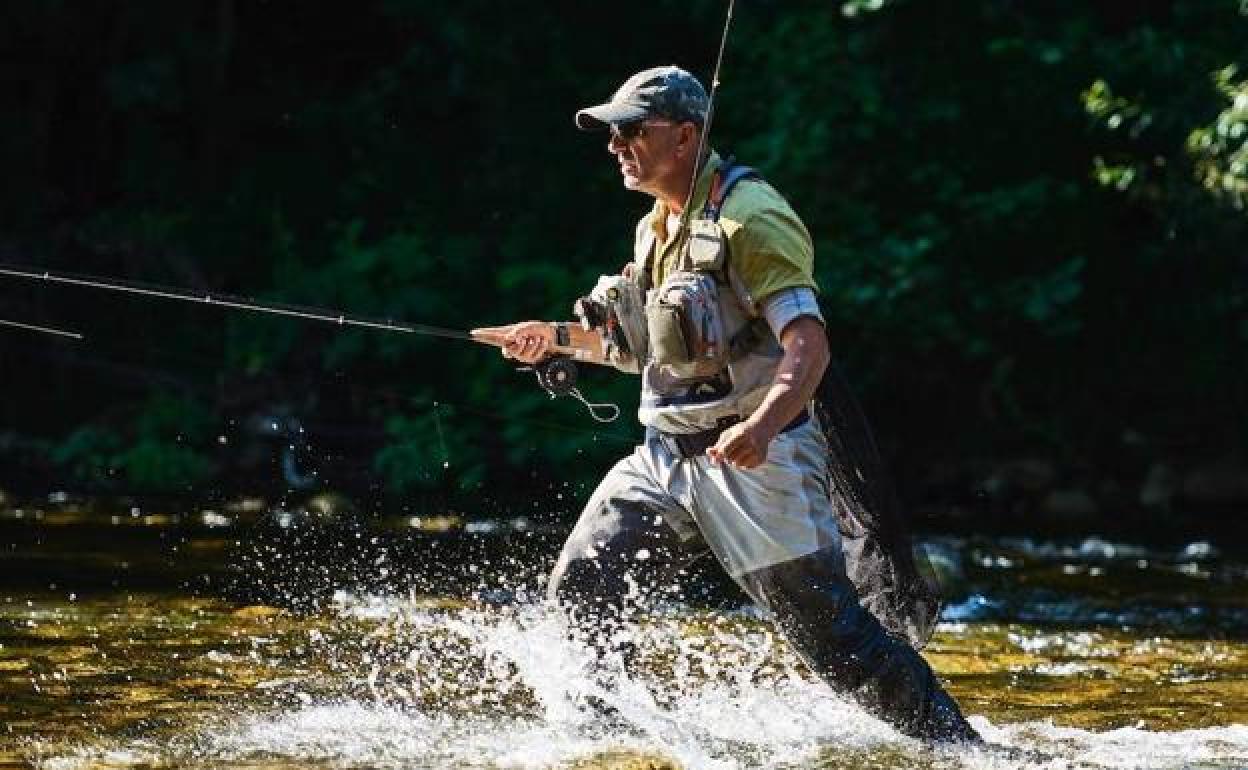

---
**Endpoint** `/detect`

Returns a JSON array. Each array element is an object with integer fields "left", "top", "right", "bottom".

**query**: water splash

[
  {"left": 22, "top": 592, "right": 1248, "bottom": 770},
  {"left": 14, "top": 526, "right": 1248, "bottom": 770}
]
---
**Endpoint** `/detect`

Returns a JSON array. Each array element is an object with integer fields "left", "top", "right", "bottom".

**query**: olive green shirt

[{"left": 642, "top": 150, "right": 818, "bottom": 308}]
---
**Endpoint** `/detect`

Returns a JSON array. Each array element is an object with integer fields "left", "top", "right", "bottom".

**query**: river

[{"left": 0, "top": 504, "right": 1245, "bottom": 769}]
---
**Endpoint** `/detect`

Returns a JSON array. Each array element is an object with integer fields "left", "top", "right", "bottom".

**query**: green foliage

[
  {"left": 4, "top": 1, "right": 1246, "bottom": 504},
  {"left": 50, "top": 393, "right": 215, "bottom": 493},
  {"left": 49, "top": 426, "right": 124, "bottom": 486},
  {"left": 1188, "top": 67, "right": 1248, "bottom": 209}
]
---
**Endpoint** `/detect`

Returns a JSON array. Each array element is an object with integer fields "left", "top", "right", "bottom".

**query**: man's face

[{"left": 607, "top": 118, "right": 686, "bottom": 195}]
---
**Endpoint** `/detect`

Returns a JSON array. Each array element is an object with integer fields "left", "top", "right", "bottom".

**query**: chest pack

[
  {"left": 572, "top": 161, "right": 762, "bottom": 374},
  {"left": 642, "top": 162, "right": 761, "bottom": 379}
]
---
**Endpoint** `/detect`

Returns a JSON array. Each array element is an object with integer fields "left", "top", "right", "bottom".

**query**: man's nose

[{"left": 607, "top": 133, "right": 629, "bottom": 153}]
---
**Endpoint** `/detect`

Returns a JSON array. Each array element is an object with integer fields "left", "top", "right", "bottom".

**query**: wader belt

[{"left": 647, "top": 409, "right": 810, "bottom": 459}]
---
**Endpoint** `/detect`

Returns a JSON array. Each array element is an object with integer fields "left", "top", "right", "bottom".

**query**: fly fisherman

[{"left": 473, "top": 66, "right": 980, "bottom": 745}]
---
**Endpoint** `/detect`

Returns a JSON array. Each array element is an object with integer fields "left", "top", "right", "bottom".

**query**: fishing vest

[{"left": 634, "top": 159, "right": 784, "bottom": 433}]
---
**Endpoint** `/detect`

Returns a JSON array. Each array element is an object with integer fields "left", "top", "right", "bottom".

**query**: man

[{"left": 473, "top": 66, "right": 980, "bottom": 745}]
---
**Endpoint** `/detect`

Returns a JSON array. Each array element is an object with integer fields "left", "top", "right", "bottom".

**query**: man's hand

[
  {"left": 470, "top": 321, "right": 554, "bottom": 364},
  {"left": 706, "top": 419, "right": 774, "bottom": 469},
  {"left": 705, "top": 315, "right": 829, "bottom": 469}
]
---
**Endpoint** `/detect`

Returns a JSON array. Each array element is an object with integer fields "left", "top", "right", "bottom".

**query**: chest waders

[
  {"left": 650, "top": 162, "right": 945, "bottom": 652},
  {"left": 704, "top": 167, "right": 976, "bottom": 744}
]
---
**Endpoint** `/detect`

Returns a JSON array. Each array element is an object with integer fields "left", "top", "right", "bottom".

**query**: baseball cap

[{"left": 575, "top": 65, "right": 709, "bottom": 130}]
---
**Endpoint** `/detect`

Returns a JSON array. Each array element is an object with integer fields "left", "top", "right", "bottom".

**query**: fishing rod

[
  {"left": 0, "top": 317, "right": 83, "bottom": 340},
  {"left": 0, "top": 264, "right": 480, "bottom": 343},
  {"left": 0, "top": 263, "right": 619, "bottom": 421},
  {"left": 679, "top": 0, "right": 735, "bottom": 222}
]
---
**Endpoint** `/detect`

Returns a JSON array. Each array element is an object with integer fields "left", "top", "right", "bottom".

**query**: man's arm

[
  {"left": 706, "top": 315, "right": 829, "bottom": 468},
  {"left": 470, "top": 320, "right": 613, "bottom": 366}
]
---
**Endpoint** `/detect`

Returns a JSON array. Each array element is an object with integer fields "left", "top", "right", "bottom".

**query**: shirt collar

[{"left": 651, "top": 149, "right": 723, "bottom": 240}]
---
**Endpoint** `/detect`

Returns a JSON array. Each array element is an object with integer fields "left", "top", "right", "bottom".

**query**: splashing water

[
  {"left": 3, "top": 535, "right": 1248, "bottom": 769},
  {"left": 4, "top": 592, "right": 1245, "bottom": 770}
]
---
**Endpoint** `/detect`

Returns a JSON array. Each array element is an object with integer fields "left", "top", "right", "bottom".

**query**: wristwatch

[{"left": 552, "top": 322, "right": 570, "bottom": 347}]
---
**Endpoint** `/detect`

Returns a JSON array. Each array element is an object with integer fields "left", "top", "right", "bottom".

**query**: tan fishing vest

[{"left": 633, "top": 163, "right": 784, "bottom": 433}]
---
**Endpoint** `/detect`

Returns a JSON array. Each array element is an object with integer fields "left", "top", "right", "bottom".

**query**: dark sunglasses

[{"left": 609, "top": 119, "right": 675, "bottom": 141}]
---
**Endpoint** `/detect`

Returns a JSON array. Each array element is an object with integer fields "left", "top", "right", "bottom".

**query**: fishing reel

[
  {"left": 532, "top": 355, "right": 578, "bottom": 397},
  {"left": 518, "top": 355, "right": 619, "bottom": 423}
]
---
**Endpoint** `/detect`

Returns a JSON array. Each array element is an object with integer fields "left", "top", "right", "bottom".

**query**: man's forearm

[
  {"left": 562, "top": 322, "right": 610, "bottom": 365},
  {"left": 561, "top": 321, "right": 604, "bottom": 364},
  {"left": 747, "top": 317, "right": 829, "bottom": 438}
]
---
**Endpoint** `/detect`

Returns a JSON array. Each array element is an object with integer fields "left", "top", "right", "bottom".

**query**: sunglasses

[{"left": 609, "top": 119, "right": 675, "bottom": 141}]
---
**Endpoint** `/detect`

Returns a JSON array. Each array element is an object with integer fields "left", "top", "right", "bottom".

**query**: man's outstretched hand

[{"left": 470, "top": 321, "right": 554, "bottom": 364}]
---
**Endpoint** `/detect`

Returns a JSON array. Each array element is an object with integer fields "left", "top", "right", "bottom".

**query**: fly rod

[
  {"left": 679, "top": 0, "right": 735, "bottom": 221},
  {"left": 0, "top": 264, "right": 589, "bottom": 357},
  {"left": 0, "top": 263, "right": 617, "bottom": 420},
  {"left": 0, "top": 317, "right": 83, "bottom": 340}
]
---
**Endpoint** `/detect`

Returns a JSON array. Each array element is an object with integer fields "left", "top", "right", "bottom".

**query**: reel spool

[
  {"left": 533, "top": 355, "right": 578, "bottom": 397},
  {"left": 522, "top": 355, "right": 618, "bottom": 423}
]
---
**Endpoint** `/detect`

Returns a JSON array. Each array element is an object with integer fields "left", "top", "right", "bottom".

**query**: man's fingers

[
  {"left": 470, "top": 327, "right": 513, "bottom": 350},
  {"left": 474, "top": 323, "right": 559, "bottom": 364},
  {"left": 706, "top": 429, "right": 766, "bottom": 469},
  {"left": 471, "top": 324, "right": 521, "bottom": 351},
  {"left": 707, "top": 437, "right": 737, "bottom": 466},
  {"left": 496, "top": 332, "right": 550, "bottom": 364}
]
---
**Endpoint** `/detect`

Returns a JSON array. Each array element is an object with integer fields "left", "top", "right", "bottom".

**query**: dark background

[{"left": 1, "top": 1, "right": 1245, "bottom": 541}]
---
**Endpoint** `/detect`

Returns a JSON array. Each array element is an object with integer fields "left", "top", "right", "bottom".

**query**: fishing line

[
  {"left": 0, "top": 317, "right": 83, "bottom": 340},
  {"left": 431, "top": 401, "right": 449, "bottom": 468},
  {"left": 565, "top": 389, "right": 620, "bottom": 423}
]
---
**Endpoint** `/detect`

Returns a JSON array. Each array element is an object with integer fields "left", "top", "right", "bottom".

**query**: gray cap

[{"left": 575, "top": 65, "right": 708, "bottom": 130}]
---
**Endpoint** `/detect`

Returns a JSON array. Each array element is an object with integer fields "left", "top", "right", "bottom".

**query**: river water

[{"left": 1, "top": 506, "right": 1246, "bottom": 770}]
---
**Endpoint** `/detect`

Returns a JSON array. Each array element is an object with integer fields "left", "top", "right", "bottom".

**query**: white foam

[
  {"left": 27, "top": 595, "right": 1248, "bottom": 770},
  {"left": 977, "top": 720, "right": 1248, "bottom": 769}
]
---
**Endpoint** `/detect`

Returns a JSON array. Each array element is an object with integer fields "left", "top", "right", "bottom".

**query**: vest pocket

[{"left": 647, "top": 303, "right": 691, "bottom": 363}]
